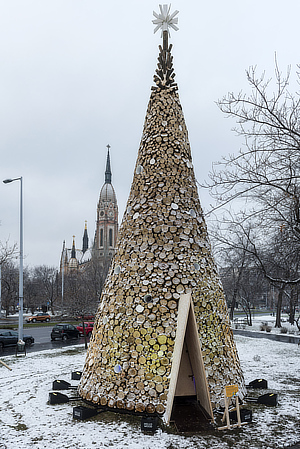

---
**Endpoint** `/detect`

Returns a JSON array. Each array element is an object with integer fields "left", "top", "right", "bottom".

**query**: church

[{"left": 60, "top": 145, "right": 118, "bottom": 278}]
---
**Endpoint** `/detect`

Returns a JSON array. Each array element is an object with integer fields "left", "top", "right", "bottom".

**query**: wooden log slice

[
  {"left": 100, "top": 397, "right": 107, "bottom": 406},
  {"left": 146, "top": 403, "right": 156, "bottom": 414},
  {"left": 135, "top": 403, "right": 145, "bottom": 413},
  {"left": 117, "top": 400, "right": 124, "bottom": 409},
  {"left": 156, "top": 384, "right": 164, "bottom": 393},
  {"left": 155, "top": 404, "right": 165, "bottom": 414},
  {"left": 126, "top": 402, "right": 135, "bottom": 411}
]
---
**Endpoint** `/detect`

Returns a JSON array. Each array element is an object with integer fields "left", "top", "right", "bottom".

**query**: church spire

[
  {"left": 82, "top": 221, "right": 89, "bottom": 254},
  {"left": 71, "top": 235, "right": 76, "bottom": 259},
  {"left": 105, "top": 144, "right": 112, "bottom": 184},
  {"left": 68, "top": 235, "right": 79, "bottom": 270}
]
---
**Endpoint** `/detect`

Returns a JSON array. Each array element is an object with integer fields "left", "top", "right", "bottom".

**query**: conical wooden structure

[{"left": 78, "top": 9, "right": 245, "bottom": 423}]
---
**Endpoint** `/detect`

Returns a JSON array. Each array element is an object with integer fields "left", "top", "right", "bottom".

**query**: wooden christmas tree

[{"left": 78, "top": 4, "right": 246, "bottom": 424}]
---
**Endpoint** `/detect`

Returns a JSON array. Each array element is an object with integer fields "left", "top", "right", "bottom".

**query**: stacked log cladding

[{"left": 78, "top": 38, "right": 246, "bottom": 419}]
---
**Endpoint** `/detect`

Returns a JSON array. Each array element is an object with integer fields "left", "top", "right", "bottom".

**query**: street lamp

[
  {"left": 0, "top": 263, "right": 2, "bottom": 317},
  {"left": 3, "top": 177, "right": 23, "bottom": 341}
]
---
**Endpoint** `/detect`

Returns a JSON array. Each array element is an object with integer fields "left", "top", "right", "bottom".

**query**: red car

[
  {"left": 76, "top": 322, "right": 94, "bottom": 337},
  {"left": 76, "top": 315, "right": 95, "bottom": 321}
]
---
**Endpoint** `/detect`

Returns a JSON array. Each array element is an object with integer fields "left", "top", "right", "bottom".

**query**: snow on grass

[
  {"left": 0, "top": 336, "right": 299, "bottom": 449},
  {"left": 234, "top": 313, "right": 300, "bottom": 336}
]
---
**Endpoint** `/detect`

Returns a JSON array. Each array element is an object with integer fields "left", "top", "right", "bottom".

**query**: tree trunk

[
  {"left": 248, "top": 306, "right": 252, "bottom": 326},
  {"left": 288, "top": 289, "right": 296, "bottom": 325},
  {"left": 244, "top": 303, "right": 252, "bottom": 326},
  {"left": 229, "top": 262, "right": 245, "bottom": 321},
  {"left": 241, "top": 297, "right": 252, "bottom": 326},
  {"left": 229, "top": 291, "right": 237, "bottom": 321},
  {"left": 275, "top": 286, "right": 284, "bottom": 328}
]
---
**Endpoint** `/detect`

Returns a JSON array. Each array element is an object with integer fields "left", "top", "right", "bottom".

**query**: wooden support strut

[
  {"left": 218, "top": 385, "right": 249, "bottom": 431},
  {"left": 0, "top": 359, "right": 12, "bottom": 371}
]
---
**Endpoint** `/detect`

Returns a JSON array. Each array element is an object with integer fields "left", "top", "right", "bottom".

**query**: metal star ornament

[{"left": 153, "top": 4, "right": 179, "bottom": 36}]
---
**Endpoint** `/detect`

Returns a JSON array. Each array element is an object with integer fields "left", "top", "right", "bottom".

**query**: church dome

[
  {"left": 68, "top": 257, "right": 78, "bottom": 269},
  {"left": 99, "top": 182, "right": 116, "bottom": 203}
]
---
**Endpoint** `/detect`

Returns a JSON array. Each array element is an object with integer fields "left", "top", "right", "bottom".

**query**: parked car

[
  {"left": 26, "top": 313, "right": 51, "bottom": 323},
  {"left": 51, "top": 324, "right": 79, "bottom": 341},
  {"left": 0, "top": 329, "right": 34, "bottom": 350},
  {"left": 76, "top": 322, "right": 94, "bottom": 337},
  {"left": 76, "top": 314, "right": 95, "bottom": 321}
]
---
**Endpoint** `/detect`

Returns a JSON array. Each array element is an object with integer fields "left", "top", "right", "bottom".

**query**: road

[
  {"left": 25, "top": 326, "right": 52, "bottom": 343},
  {"left": 0, "top": 323, "right": 89, "bottom": 356}
]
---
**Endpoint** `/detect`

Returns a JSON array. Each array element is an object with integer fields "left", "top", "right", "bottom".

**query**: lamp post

[
  {"left": 3, "top": 177, "right": 23, "bottom": 341},
  {"left": 0, "top": 263, "right": 2, "bottom": 317},
  {"left": 61, "top": 240, "right": 65, "bottom": 311}
]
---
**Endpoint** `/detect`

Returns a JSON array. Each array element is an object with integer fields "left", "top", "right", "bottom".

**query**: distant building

[
  {"left": 59, "top": 228, "right": 91, "bottom": 274},
  {"left": 60, "top": 146, "right": 118, "bottom": 277},
  {"left": 93, "top": 146, "right": 118, "bottom": 266}
]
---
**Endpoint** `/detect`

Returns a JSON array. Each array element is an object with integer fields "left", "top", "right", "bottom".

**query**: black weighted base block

[
  {"left": 52, "top": 379, "right": 77, "bottom": 390},
  {"left": 73, "top": 406, "right": 99, "bottom": 420},
  {"left": 247, "top": 379, "right": 268, "bottom": 389},
  {"left": 49, "top": 392, "right": 70, "bottom": 404},
  {"left": 257, "top": 393, "right": 278, "bottom": 406},
  {"left": 229, "top": 408, "right": 252, "bottom": 423},
  {"left": 141, "top": 417, "right": 158, "bottom": 433}
]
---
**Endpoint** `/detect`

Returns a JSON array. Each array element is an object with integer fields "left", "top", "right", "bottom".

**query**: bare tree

[
  {"left": 204, "top": 63, "right": 300, "bottom": 320},
  {"left": 211, "top": 217, "right": 254, "bottom": 320},
  {"left": 209, "top": 63, "right": 300, "bottom": 243},
  {"left": 215, "top": 219, "right": 269, "bottom": 324},
  {"left": 0, "top": 240, "right": 18, "bottom": 315},
  {"left": 284, "top": 285, "right": 299, "bottom": 325},
  {"left": 1, "top": 262, "right": 18, "bottom": 316},
  {"left": 63, "top": 268, "right": 99, "bottom": 348},
  {"left": 211, "top": 212, "right": 300, "bottom": 327},
  {"left": 28, "top": 266, "right": 59, "bottom": 314},
  {"left": 0, "top": 240, "right": 18, "bottom": 265}
]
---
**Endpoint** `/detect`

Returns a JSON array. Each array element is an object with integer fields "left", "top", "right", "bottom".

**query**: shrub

[
  {"left": 260, "top": 322, "right": 272, "bottom": 332},
  {"left": 260, "top": 322, "right": 269, "bottom": 331}
]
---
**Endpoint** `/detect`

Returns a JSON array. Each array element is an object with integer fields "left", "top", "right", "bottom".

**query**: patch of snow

[
  {"left": 0, "top": 337, "right": 299, "bottom": 448},
  {"left": 233, "top": 313, "right": 300, "bottom": 336}
]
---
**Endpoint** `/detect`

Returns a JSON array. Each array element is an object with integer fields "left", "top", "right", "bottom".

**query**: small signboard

[{"left": 225, "top": 384, "right": 239, "bottom": 397}]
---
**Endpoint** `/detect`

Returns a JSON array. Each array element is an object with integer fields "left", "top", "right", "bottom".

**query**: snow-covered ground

[
  {"left": 0, "top": 334, "right": 299, "bottom": 449},
  {"left": 233, "top": 312, "right": 300, "bottom": 335}
]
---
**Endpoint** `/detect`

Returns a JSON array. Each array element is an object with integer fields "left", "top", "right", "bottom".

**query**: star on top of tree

[{"left": 152, "top": 4, "right": 179, "bottom": 36}]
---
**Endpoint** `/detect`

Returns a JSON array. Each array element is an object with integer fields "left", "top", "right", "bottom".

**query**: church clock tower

[{"left": 93, "top": 145, "right": 118, "bottom": 270}]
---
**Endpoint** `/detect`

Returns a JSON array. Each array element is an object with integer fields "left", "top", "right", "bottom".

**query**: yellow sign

[{"left": 225, "top": 384, "right": 239, "bottom": 397}]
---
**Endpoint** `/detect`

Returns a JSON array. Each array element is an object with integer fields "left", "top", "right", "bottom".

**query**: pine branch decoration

[{"left": 153, "top": 43, "right": 178, "bottom": 91}]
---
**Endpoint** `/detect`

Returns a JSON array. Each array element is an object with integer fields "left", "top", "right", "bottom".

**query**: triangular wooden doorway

[{"left": 164, "top": 293, "right": 213, "bottom": 426}]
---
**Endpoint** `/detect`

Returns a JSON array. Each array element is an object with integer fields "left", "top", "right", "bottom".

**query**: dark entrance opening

[{"left": 170, "top": 395, "right": 213, "bottom": 432}]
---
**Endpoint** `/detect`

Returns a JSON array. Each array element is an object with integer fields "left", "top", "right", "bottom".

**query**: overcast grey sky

[{"left": 1, "top": 0, "right": 300, "bottom": 269}]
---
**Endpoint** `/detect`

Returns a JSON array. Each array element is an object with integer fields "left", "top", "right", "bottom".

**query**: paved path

[{"left": 233, "top": 328, "right": 300, "bottom": 344}]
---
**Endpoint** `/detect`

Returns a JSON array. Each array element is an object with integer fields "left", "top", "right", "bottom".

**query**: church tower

[
  {"left": 68, "top": 235, "right": 79, "bottom": 270},
  {"left": 93, "top": 145, "right": 118, "bottom": 272}
]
